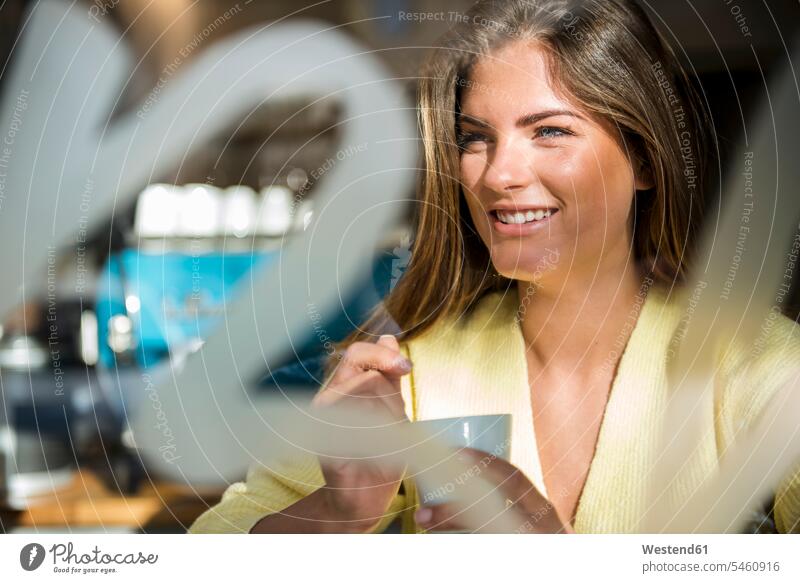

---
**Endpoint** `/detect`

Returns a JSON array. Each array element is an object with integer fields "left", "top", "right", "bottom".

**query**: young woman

[{"left": 190, "top": 0, "right": 800, "bottom": 534}]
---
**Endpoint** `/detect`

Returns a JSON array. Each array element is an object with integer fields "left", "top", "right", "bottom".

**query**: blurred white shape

[
  {"left": 170, "top": 337, "right": 205, "bottom": 374},
  {"left": 177, "top": 184, "right": 223, "bottom": 237},
  {"left": 286, "top": 167, "right": 308, "bottom": 192},
  {"left": 134, "top": 184, "right": 182, "bottom": 238},
  {"left": 121, "top": 428, "right": 137, "bottom": 449},
  {"left": 257, "top": 185, "right": 293, "bottom": 236},
  {"left": 125, "top": 294, "right": 140, "bottom": 314},
  {"left": 293, "top": 199, "right": 314, "bottom": 231},
  {"left": 80, "top": 310, "right": 98, "bottom": 366},
  {"left": 107, "top": 314, "right": 133, "bottom": 353},
  {"left": 0, "top": 335, "right": 48, "bottom": 370},
  {"left": 223, "top": 186, "right": 256, "bottom": 238}
]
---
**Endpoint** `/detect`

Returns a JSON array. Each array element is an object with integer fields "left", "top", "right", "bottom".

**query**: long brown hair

[{"left": 324, "top": 0, "right": 714, "bottom": 380}]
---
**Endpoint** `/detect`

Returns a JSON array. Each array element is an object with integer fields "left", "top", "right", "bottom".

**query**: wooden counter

[{"left": 0, "top": 468, "right": 225, "bottom": 533}]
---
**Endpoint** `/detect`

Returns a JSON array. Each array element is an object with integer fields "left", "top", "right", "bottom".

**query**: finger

[
  {"left": 313, "top": 370, "right": 407, "bottom": 420},
  {"left": 329, "top": 339, "right": 412, "bottom": 386},
  {"left": 316, "top": 369, "right": 404, "bottom": 408},
  {"left": 348, "top": 338, "right": 410, "bottom": 374},
  {"left": 457, "top": 449, "right": 565, "bottom": 531},
  {"left": 376, "top": 333, "right": 400, "bottom": 352},
  {"left": 312, "top": 372, "right": 405, "bottom": 419},
  {"left": 457, "top": 448, "right": 547, "bottom": 507},
  {"left": 320, "top": 453, "right": 407, "bottom": 483},
  {"left": 374, "top": 334, "right": 405, "bottom": 394},
  {"left": 414, "top": 503, "right": 468, "bottom": 532}
]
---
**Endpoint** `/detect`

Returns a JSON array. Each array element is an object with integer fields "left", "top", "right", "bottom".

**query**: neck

[{"left": 517, "top": 256, "right": 648, "bottom": 378}]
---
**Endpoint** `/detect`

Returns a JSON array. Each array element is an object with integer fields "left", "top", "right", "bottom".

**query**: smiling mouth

[{"left": 491, "top": 208, "right": 559, "bottom": 225}]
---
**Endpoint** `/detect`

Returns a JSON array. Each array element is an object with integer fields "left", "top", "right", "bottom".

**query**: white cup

[{"left": 413, "top": 414, "right": 512, "bottom": 508}]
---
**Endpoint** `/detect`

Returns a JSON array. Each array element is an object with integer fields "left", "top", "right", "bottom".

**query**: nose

[{"left": 482, "top": 136, "right": 538, "bottom": 194}]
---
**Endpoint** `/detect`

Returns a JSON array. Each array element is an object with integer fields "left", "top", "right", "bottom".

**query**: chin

[{"left": 491, "top": 247, "right": 562, "bottom": 283}]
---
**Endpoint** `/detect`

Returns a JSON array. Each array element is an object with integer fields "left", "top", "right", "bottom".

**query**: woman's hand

[
  {"left": 309, "top": 334, "right": 413, "bottom": 532},
  {"left": 413, "top": 448, "right": 575, "bottom": 534}
]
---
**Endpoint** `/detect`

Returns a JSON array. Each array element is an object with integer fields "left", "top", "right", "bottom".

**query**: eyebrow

[{"left": 457, "top": 109, "right": 581, "bottom": 129}]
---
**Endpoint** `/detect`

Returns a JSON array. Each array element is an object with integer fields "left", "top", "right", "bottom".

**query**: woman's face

[{"left": 458, "top": 41, "right": 651, "bottom": 286}]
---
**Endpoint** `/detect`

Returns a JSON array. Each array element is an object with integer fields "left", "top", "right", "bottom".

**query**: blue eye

[{"left": 537, "top": 126, "right": 570, "bottom": 139}]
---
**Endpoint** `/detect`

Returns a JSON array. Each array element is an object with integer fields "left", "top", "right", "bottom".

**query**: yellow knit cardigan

[{"left": 189, "top": 284, "right": 800, "bottom": 534}]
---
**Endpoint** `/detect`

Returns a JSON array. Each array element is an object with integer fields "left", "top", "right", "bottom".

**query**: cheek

[
  {"left": 553, "top": 144, "right": 636, "bottom": 228},
  {"left": 459, "top": 155, "right": 483, "bottom": 193}
]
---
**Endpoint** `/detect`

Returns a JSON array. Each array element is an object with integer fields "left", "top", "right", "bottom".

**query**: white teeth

[{"left": 496, "top": 209, "right": 554, "bottom": 224}]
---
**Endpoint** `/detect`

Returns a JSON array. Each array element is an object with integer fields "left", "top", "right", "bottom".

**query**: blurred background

[{"left": 0, "top": 0, "right": 798, "bottom": 533}]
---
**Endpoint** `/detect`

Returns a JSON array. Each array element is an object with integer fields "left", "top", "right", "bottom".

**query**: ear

[{"left": 634, "top": 156, "right": 655, "bottom": 191}]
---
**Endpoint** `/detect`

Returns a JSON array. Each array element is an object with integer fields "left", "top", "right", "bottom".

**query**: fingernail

[
  {"left": 414, "top": 507, "right": 432, "bottom": 523},
  {"left": 394, "top": 357, "right": 413, "bottom": 372}
]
